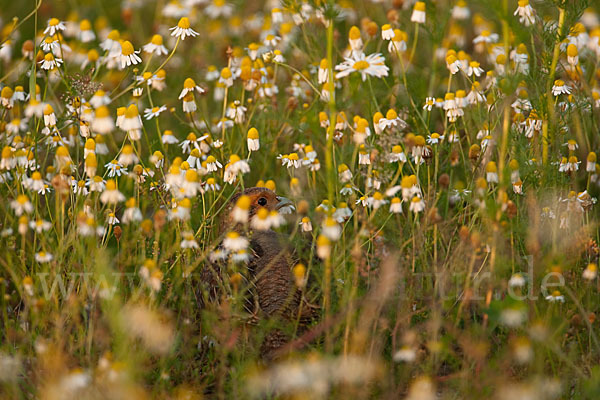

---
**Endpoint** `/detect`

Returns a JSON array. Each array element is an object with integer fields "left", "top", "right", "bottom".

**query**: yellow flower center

[
  {"left": 80, "top": 19, "right": 91, "bottom": 30},
  {"left": 221, "top": 67, "right": 232, "bottom": 79},
  {"left": 150, "top": 34, "right": 163, "bottom": 45},
  {"left": 349, "top": 26, "right": 361, "bottom": 40},
  {"left": 353, "top": 60, "right": 370, "bottom": 70},
  {"left": 107, "top": 30, "right": 120, "bottom": 40},
  {"left": 177, "top": 17, "right": 191, "bottom": 29},
  {"left": 125, "top": 104, "right": 139, "bottom": 118},
  {"left": 247, "top": 127, "right": 259, "bottom": 139},
  {"left": 121, "top": 41, "right": 134, "bottom": 56}
]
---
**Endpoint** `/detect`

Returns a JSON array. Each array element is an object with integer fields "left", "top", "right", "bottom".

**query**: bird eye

[{"left": 257, "top": 197, "right": 267, "bottom": 206}]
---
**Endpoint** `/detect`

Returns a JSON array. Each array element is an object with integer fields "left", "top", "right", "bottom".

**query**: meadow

[{"left": 0, "top": 0, "right": 600, "bottom": 398}]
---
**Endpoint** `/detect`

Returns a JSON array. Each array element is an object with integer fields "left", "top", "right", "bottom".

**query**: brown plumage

[{"left": 199, "top": 187, "right": 314, "bottom": 359}]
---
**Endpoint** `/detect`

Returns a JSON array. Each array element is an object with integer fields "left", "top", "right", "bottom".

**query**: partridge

[{"left": 199, "top": 187, "right": 314, "bottom": 359}]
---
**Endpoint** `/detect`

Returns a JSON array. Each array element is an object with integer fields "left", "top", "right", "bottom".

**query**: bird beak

[{"left": 276, "top": 196, "right": 295, "bottom": 214}]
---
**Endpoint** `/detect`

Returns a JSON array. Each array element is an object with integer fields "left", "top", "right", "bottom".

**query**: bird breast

[{"left": 249, "top": 230, "right": 299, "bottom": 317}]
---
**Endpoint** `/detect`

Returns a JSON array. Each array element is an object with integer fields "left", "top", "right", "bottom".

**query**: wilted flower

[
  {"left": 514, "top": 0, "right": 536, "bottom": 26},
  {"left": 411, "top": 2, "right": 426, "bottom": 24}
]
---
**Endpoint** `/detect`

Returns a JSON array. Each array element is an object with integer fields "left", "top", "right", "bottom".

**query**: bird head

[{"left": 222, "top": 187, "right": 293, "bottom": 232}]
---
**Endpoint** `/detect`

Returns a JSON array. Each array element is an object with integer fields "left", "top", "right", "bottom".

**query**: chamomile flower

[
  {"left": 587, "top": 152, "right": 597, "bottom": 172},
  {"left": 41, "top": 36, "right": 60, "bottom": 54},
  {"left": 583, "top": 264, "right": 598, "bottom": 280},
  {"left": 219, "top": 67, "right": 234, "bottom": 87},
  {"left": 443, "top": 92, "right": 464, "bottom": 122},
  {"left": 552, "top": 80, "right": 571, "bottom": 96},
  {"left": 473, "top": 30, "right": 499, "bottom": 45},
  {"left": 348, "top": 26, "right": 363, "bottom": 52},
  {"left": 181, "top": 232, "right": 199, "bottom": 249},
  {"left": 452, "top": 0, "right": 470, "bottom": 20},
  {"left": 367, "top": 192, "right": 388, "bottom": 209},
  {"left": 378, "top": 109, "right": 406, "bottom": 131},
  {"left": 486, "top": 161, "right": 499, "bottom": 183},
  {"left": 105, "top": 160, "right": 127, "bottom": 177},
  {"left": 427, "top": 132, "right": 444, "bottom": 144},
  {"left": 205, "top": 155, "right": 222, "bottom": 172},
  {"left": 381, "top": 24, "right": 395, "bottom": 40},
  {"left": 389, "top": 29, "right": 407, "bottom": 53},
  {"left": 25, "top": 99, "right": 44, "bottom": 118},
  {"left": 11, "top": 195, "right": 33, "bottom": 216},
  {"left": 106, "top": 212, "right": 119, "bottom": 225},
  {"left": 100, "top": 180, "right": 125, "bottom": 204},
  {"left": 338, "top": 164, "right": 353, "bottom": 182},
  {"left": 10, "top": 86, "right": 25, "bottom": 104},
  {"left": 445, "top": 53, "right": 461, "bottom": 74},
  {"left": 181, "top": 169, "right": 202, "bottom": 197},
  {"left": 144, "top": 105, "right": 167, "bottom": 120},
  {"left": 316, "top": 235, "right": 331, "bottom": 259},
  {"left": 44, "top": 18, "right": 66, "bottom": 36},
  {"left": 411, "top": 2, "right": 426, "bottom": 24},
  {"left": 390, "top": 197, "right": 403, "bottom": 213},
  {"left": 179, "top": 78, "right": 205, "bottom": 99},
  {"left": 72, "top": 179, "right": 89, "bottom": 196},
  {"left": 297, "top": 216, "right": 312, "bottom": 232},
  {"left": 318, "top": 59, "right": 329, "bottom": 84},
  {"left": 39, "top": 53, "right": 63, "bottom": 70},
  {"left": 466, "top": 61, "right": 484, "bottom": 77},
  {"left": 182, "top": 92, "right": 197, "bottom": 113},
  {"left": 122, "top": 103, "right": 143, "bottom": 130},
  {"left": 401, "top": 175, "right": 421, "bottom": 201},
  {"left": 35, "top": 251, "right": 54, "bottom": 263},
  {"left": 514, "top": 0, "right": 536, "bottom": 26},
  {"left": 118, "top": 40, "right": 142, "bottom": 69},
  {"left": 43, "top": 104, "right": 56, "bottom": 127},
  {"left": 78, "top": 19, "right": 96, "bottom": 42},
  {"left": 227, "top": 154, "right": 250, "bottom": 175},
  {"left": 322, "top": 217, "right": 342, "bottom": 241},
  {"left": 157, "top": 130, "right": 177, "bottom": 145},
  {"left": 225, "top": 100, "right": 247, "bottom": 124},
  {"left": 223, "top": 231, "right": 248, "bottom": 251},
  {"left": 247, "top": 127, "right": 260, "bottom": 151},
  {"left": 272, "top": 50, "right": 285, "bottom": 63},
  {"left": 118, "top": 145, "right": 139, "bottom": 166},
  {"left": 204, "top": 0, "right": 233, "bottom": 19},
  {"left": 202, "top": 177, "right": 219, "bottom": 192},
  {"left": 148, "top": 151, "right": 164, "bottom": 169},
  {"left": 507, "top": 273, "right": 526, "bottom": 288},
  {"left": 409, "top": 196, "right": 425, "bottom": 213},
  {"left": 251, "top": 208, "right": 271, "bottom": 230},
  {"left": 89, "top": 90, "right": 111, "bottom": 108},
  {"left": 228, "top": 194, "right": 250, "bottom": 224},
  {"left": 170, "top": 17, "right": 199, "bottom": 40},
  {"left": 545, "top": 290, "right": 565, "bottom": 303},
  {"left": 143, "top": 34, "right": 168, "bottom": 55},
  {"left": 23, "top": 172, "right": 46, "bottom": 192},
  {"left": 423, "top": 97, "right": 435, "bottom": 111},
  {"left": 388, "top": 145, "right": 407, "bottom": 163},
  {"left": 335, "top": 52, "right": 389, "bottom": 81},
  {"left": 180, "top": 132, "right": 208, "bottom": 153}
]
